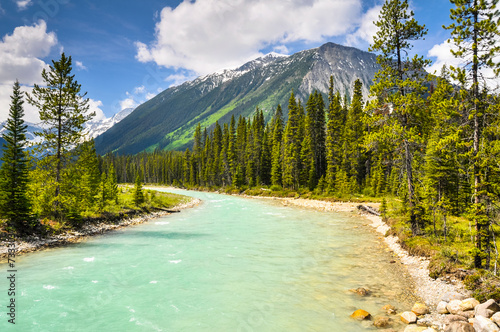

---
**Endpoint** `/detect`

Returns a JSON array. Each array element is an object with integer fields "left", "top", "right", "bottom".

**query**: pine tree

[
  {"left": 271, "top": 105, "right": 284, "bottom": 186},
  {"left": 326, "top": 77, "right": 344, "bottom": 191},
  {"left": 133, "top": 173, "right": 145, "bottom": 207},
  {"left": 77, "top": 139, "right": 101, "bottom": 211},
  {"left": 27, "top": 53, "right": 93, "bottom": 218},
  {"left": 107, "top": 163, "right": 118, "bottom": 204},
  {"left": 445, "top": 0, "right": 500, "bottom": 268},
  {"left": 367, "top": 0, "right": 430, "bottom": 235},
  {"left": 0, "top": 80, "right": 34, "bottom": 234},
  {"left": 282, "top": 91, "right": 302, "bottom": 189}
]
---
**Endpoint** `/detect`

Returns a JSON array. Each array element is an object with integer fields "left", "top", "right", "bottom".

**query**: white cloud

[
  {"left": 87, "top": 99, "right": 106, "bottom": 121},
  {"left": 345, "top": 5, "right": 381, "bottom": 48},
  {"left": 145, "top": 93, "right": 156, "bottom": 100},
  {"left": 0, "top": 20, "right": 58, "bottom": 123},
  {"left": 119, "top": 97, "right": 138, "bottom": 111},
  {"left": 75, "top": 60, "right": 87, "bottom": 71},
  {"left": 136, "top": 0, "right": 363, "bottom": 75},
  {"left": 16, "top": 0, "right": 33, "bottom": 10},
  {"left": 134, "top": 85, "right": 145, "bottom": 94},
  {"left": 165, "top": 73, "right": 196, "bottom": 87}
]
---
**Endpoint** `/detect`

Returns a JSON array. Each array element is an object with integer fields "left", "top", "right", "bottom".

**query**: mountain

[
  {"left": 95, "top": 42, "right": 380, "bottom": 155},
  {"left": 85, "top": 107, "right": 134, "bottom": 139},
  {"left": 0, "top": 107, "right": 134, "bottom": 150}
]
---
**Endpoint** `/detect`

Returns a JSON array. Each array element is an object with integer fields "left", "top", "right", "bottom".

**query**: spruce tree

[
  {"left": 133, "top": 173, "right": 145, "bottom": 207},
  {"left": 282, "top": 91, "right": 302, "bottom": 189},
  {"left": 367, "top": 0, "right": 430, "bottom": 235},
  {"left": 445, "top": 0, "right": 500, "bottom": 268},
  {"left": 27, "top": 53, "right": 93, "bottom": 218},
  {"left": 271, "top": 105, "right": 284, "bottom": 186},
  {"left": 326, "top": 77, "right": 344, "bottom": 191},
  {"left": 0, "top": 80, "right": 34, "bottom": 234}
]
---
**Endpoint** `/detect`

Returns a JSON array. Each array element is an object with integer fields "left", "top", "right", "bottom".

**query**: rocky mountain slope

[{"left": 93, "top": 42, "right": 379, "bottom": 155}]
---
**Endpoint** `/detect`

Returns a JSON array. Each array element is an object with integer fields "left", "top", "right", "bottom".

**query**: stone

[
  {"left": 422, "top": 329, "right": 437, "bottom": 332},
  {"left": 382, "top": 304, "right": 397, "bottom": 314},
  {"left": 349, "top": 287, "right": 370, "bottom": 296},
  {"left": 445, "top": 315, "right": 467, "bottom": 324},
  {"left": 473, "top": 315, "right": 500, "bottom": 332},
  {"left": 456, "top": 310, "right": 475, "bottom": 319},
  {"left": 475, "top": 299, "right": 500, "bottom": 318},
  {"left": 459, "top": 298, "right": 480, "bottom": 311},
  {"left": 444, "top": 321, "right": 475, "bottom": 332},
  {"left": 437, "top": 301, "right": 450, "bottom": 314},
  {"left": 412, "top": 302, "right": 430, "bottom": 316},
  {"left": 350, "top": 309, "right": 371, "bottom": 320},
  {"left": 447, "top": 299, "right": 463, "bottom": 314},
  {"left": 373, "top": 316, "right": 390, "bottom": 328},
  {"left": 401, "top": 311, "right": 418, "bottom": 324},
  {"left": 403, "top": 326, "right": 427, "bottom": 332},
  {"left": 442, "top": 292, "right": 467, "bottom": 302},
  {"left": 491, "top": 312, "right": 500, "bottom": 325}
]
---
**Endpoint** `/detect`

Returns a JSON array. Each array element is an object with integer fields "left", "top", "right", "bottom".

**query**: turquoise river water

[{"left": 0, "top": 189, "right": 416, "bottom": 331}]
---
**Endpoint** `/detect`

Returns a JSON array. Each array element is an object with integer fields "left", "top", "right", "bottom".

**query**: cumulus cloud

[
  {"left": 345, "top": 5, "right": 381, "bottom": 48},
  {"left": 119, "top": 97, "right": 139, "bottom": 111},
  {"left": 75, "top": 60, "right": 87, "bottom": 71},
  {"left": 0, "top": 20, "right": 58, "bottom": 123},
  {"left": 136, "top": 0, "right": 363, "bottom": 75},
  {"left": 16, "top": 0, "right": 33, "bottom": 10},
  {"left": 87, "top": 99, "right": 106, "bottom": 121}
]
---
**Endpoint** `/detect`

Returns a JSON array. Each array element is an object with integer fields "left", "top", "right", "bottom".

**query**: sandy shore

[{"left": 0, "top": 198, "right": 201, "bottom": 261}]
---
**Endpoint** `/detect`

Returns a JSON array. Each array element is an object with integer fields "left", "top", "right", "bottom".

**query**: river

[{"left": 1, "top": 189, "right": 415, "bottom": 331}]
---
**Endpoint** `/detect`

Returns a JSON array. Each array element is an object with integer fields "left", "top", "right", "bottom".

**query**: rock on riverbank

[{"left": 0, "top": 198, "right": 201, "bottom": 260}]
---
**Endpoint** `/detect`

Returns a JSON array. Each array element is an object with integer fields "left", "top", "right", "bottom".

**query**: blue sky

[{"left": 0, "top": 0, "right": 458, "bottom": 123}]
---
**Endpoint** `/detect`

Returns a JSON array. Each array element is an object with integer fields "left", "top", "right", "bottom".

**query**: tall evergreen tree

[
  {"left": 367, "top": 0, "right": 430, "bottom": 235},
  {"left": 326, "top": 77, "right": 344, "bottom": 190},
  {"left": 271, "top": 105, "right": 284, "bottom": 186},
  {"left": 27, "top": 53, "right": 93, "bottom": 218},
  {"left": 283, "top": 91, "right": 302, "bottom": 189},
  {"left": 133, "top": 173, "right": 145, "bottom": 207},
  {"left": 0, "top": 80, "right": 34, "bottom": 233},
  {"left": 445, "top": 0, "right": 500, "bottom": 268}
]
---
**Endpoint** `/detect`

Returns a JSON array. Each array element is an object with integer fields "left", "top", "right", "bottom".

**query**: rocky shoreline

[{"left": 0, "top": 198, "right": 201, "bottom": 261}]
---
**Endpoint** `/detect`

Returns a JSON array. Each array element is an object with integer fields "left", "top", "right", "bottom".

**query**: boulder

[
  {"left": 401, "top": 311, "right": 418, "bottom": 324},
  {"left": 491, "top": 312, "right": 500, "bottom": 325},
  {"left": 403, "top": 326, "right": 427, "bottom": 332},
  {"left": 447, "top": 300, "right": 463, "bottom": 315},
  {"left": 412, "top": 302, "right": 430, "bottom": 316},
  {"left": 373, "top": 316, "right": 390, "bottom": 328},
  {"left": 382, "top": 304, "right": 397, "bottom": 315},
  {"left": 445, "top": 315, "right": 467, "bottom": 324},
  {"left": 459, "top": 298, "right": 480, "bottom": 311},
  {"left": 473, "top": 315, "right": 500, "bottom": 332},
  {"left": 442, "top": 292, "right": 467, "bottom": 302},
  {"left": 444, "top": 321, "right": 475, "bottom": 332},
  {"left": 437, "top": 301, "right": 450, "bottom": 314},
  {"left": 475, "top": 299, "right": 500, "bottom": 318},
  {"left": 350, "top": 309, "right": 371, "bottom": 320}
]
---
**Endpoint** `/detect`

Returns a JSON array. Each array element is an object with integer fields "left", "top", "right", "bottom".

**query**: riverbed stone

[
  {"left": 444, "top": 321, "right": 475, "bottom": 332},
  {"left": 456, "top": 310, "right": 475, "bottom": 319},
  {"left": 475, "top": 299, "right": 500, "bottom": 318},
  {"left": 445, "top": 315, "right": 467, "bottom": 324},
  {"left": 351, "top": 309, "right": 371, "bottom": 320},
  {"left": 401, "top": 311, "right": 418, "bottom": 324},
  {"left": 442, "top": 292, "right": 467, "bottom": 302},
  {"left": 382, "top": 304, "right": 397, "bottom": 315},
  {"left": 437, "top": 301, "right": 450, "bottom": 314},
  {"left": 459, "top": 298, "right": 480, "bottom": 311},
  {"left": 412, "top": 302, "right": 430, "bottom": 316},
  {"left": 473, "top": 315, "right": 500, "bottom": 332},
  {"left": 349, "top": 287, "right": 370, "bottom": 296},
  {"left": 491, "top": 312, "right": 500, "bottom": 325},
  {"left": 403, "top": 326, "right": 427, "bottom": 332},
  {"left": 373, "top": 316, "right": 390, "bottom": 328},
  {"left": 447, "top": 300, "right": 463, "bottom": 314}
]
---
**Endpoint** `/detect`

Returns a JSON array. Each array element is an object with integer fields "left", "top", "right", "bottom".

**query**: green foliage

[
  {"left": 133, "top": 174, "right": 145, "bottom": 207},
  {"left": 0, "top": 81, "right": 36, "bottom": 234}
]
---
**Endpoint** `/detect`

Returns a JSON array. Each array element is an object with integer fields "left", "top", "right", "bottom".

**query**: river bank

[{"left": 0, "top": 198, "right": 201, "bottom": 261}]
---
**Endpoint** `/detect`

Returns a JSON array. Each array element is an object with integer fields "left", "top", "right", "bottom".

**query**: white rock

[
  {"left": 459, "top": 298, "right": 480, "bottom": 311},
  {"left": 401, "top": 311, "right": 418, "bottom": 324},
  {"left": 437, "top": 301, "right": 450, "bottom": 314},
  {"left": 447, "top": 299, "right": 463, "bottom": 314},
  {"left": 473, "top": 315, "right": 500, "bottom": 332},
  {"left": 492, "top": 312, "right": 500, "bottom": 325},
  {"left": 475, "top": 299, "right": 500, "bottom": 318}
]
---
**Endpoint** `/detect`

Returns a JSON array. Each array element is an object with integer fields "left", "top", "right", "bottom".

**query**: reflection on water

[{"left": 0, "top": 189, "right": 416, "bottom": 331}]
